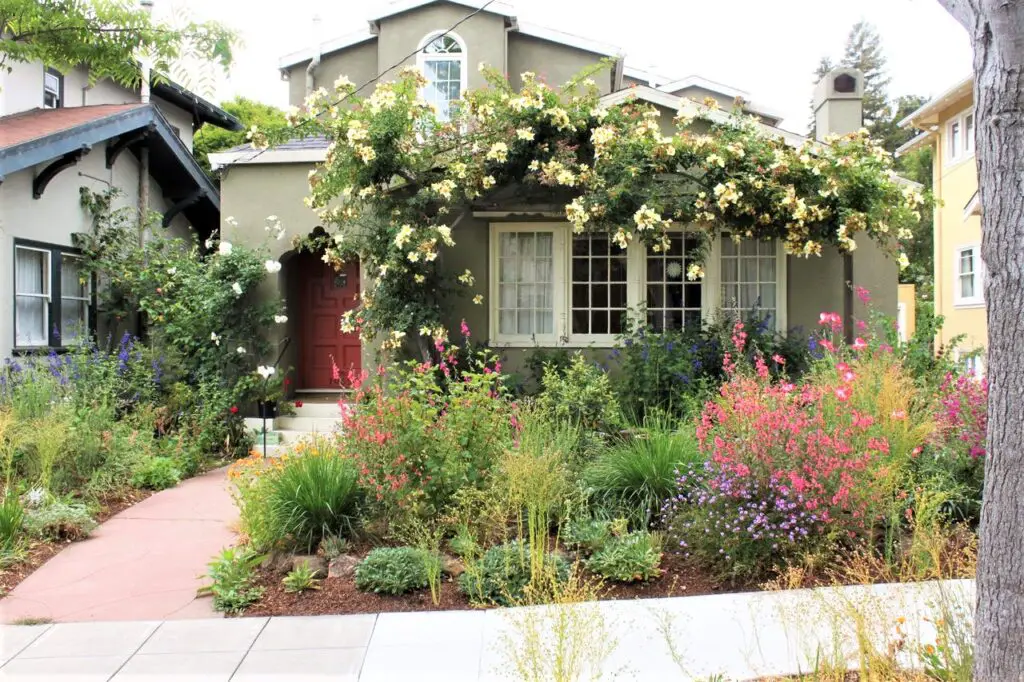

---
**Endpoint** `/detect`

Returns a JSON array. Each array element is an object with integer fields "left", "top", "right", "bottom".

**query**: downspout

[
  {"left": 305, "top": 14, "right": 323, "bottom": 99},
  {"left": 137, "top": 0, "right": 154, "bottom": 247}
]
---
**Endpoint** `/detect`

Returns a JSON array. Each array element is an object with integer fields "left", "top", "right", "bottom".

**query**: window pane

[
  {"left": 591, "top": 310, "right": 608, "bottom": 335},
  {"left": 61, "top": 255, "right": 88, "bottom": 298},
  {"left": 965, "top": 114, "right": 974, "bottom": 151},
  {"left": 647, "top": 234, "right": 702, "bottom": 328},
  {"left": 571, "top": 234, "right": 628, "bottom": 337},
  {"left": 592, "top": 284, "right": 608, "bottom": 308},
  {"left": 961, "top": 274, "right": 975, "bottom": 299},
  {"left": 495, "top": 231, "right": 555, "bottom": 337},
  {"left": 720, "top": 257, "right": 738, "bottom": 284},
  {"left": 572, "top": 309, "right": 589, "bottom": 334},
  {"left": 760, "top": 283, "right": 776, "bottom": 309},
  {"left": 16, "top": 248, "right": 47, "bottom": 295},
  {"left": 741, "top": 257, "right": 758, "bottom": 283},
  {"left": 61, "top": 299, "right": 88, "bottom": 341},
  {"left": 16, "top": 297, "right": 47, "bottom": 346},
  {"left": 760, "top": 257, "right": 776, "bottom": 282},
  {"left": 950, "top": 121, "right": 961, "bottom": 156}
]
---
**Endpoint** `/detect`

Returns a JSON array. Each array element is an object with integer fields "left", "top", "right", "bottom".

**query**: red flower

[
  {"left": 294, "top": 400, "right": 304, "bottom": 408},
  {"left": 230, "top": 406, "right": 239, "bottom": 414}
]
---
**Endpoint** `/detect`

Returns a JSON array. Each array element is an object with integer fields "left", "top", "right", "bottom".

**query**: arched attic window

[{"left": 416, "top": 31, "right": 467, "bottom": 121}]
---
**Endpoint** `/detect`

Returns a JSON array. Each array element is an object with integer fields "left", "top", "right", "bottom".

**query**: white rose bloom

[
  {"left": 236, "top": 346, "right": 246, "bottom": 354},
  {"left": 274, "top": 315, "right": 288, "bottom": 324},
  {"left": 232, "top": 282, "right": 243, "bottom": 296},
  {"left": 210, "top": 332, "right": 221, "bottom": 346},
  {"left": 265, "top": 260, "right": 282, "bottom": 274},
  {"left": 218, "top": 241, "right": 233, "bottom": 256},
  {"left": 256, "top": 365, "right": 276, "bottom": 379}
]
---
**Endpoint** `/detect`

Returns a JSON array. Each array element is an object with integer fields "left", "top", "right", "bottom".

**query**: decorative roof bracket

[{"left": 33, "top": 146, "right": 90, "bottom": 199}]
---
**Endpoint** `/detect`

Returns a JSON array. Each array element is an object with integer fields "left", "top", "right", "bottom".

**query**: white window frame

[
  {"left": 947, "top": 108, "right": 975, "bottom": 163},
  {"left": 416, "top": 30, "right": 468, "bottom": 122},
  {"left": 488, "top": 223, "right": 787, "bottom": 346},
  {"left": 60, "top": 253, "right": 92, "bottom": 341},
  {"left": 14, "top": 245, "right": 52, "bottom": 348},
  {"left": 43, "top": 69, "right": 61, "bottom": 109},
  {"left": 489, "top": 223, "right": 566, "bottom": 347},
  {"left": 953, "top": 243, "right": 984, "bottom": 307}
]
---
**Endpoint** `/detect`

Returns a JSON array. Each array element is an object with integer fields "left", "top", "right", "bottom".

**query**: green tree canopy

[
  {"left": 193, "top": 96, "right": 287, "bottom": 176},
  {"left": 0, "top": 0, "right": 234, "bottom": 87}
]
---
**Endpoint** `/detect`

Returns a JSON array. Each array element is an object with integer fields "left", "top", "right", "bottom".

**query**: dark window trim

[
  {"left": 44, "top": 67, "right": 64, "bottom": 109},
  {"left": 12, "top": 238, "right": 96, "bottom": 351}
]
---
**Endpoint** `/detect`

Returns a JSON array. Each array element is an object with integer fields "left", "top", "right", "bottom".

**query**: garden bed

[
  {"left": 0, "top": 488, "right": 151, "bottom": 598},
  {"left": 242, "top": 551, "right": 729, "bottom": 618}
]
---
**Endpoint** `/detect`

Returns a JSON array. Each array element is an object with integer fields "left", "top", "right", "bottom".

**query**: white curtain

[{"left": 15, "top": 248, "right": 48, "bottom": 346}]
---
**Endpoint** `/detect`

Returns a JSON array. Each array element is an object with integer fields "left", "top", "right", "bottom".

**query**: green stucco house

[{"left": 209, "top": 0, "right": 897, "bottom": 391}]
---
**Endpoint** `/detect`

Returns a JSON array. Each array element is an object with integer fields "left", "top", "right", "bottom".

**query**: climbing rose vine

[{"left": 252, "top": 64, "right": 927, "bottom": 344}]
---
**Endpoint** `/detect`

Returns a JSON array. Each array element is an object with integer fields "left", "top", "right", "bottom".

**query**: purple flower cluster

[{"left": 663, "top": 462, "right": 828, "bottom": 579}]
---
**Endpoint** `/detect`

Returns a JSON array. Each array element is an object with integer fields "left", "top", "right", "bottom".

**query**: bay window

[
  {"left": 489, "top": 223, "right": 786, "bottom": 345},
  {"left": 14, "top": 241, "right": 93, "bottom": 349}
]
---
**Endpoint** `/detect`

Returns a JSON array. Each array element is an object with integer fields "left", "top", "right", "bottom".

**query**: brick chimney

[{"left": 812, "top": 68, "right": 864, "bottom": 141}]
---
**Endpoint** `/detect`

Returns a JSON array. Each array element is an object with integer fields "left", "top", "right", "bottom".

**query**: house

[
  {"left": 210, "top": 0, "right": 899, "bottom": 392},
  {"left": 898, "top": 76, "right": 984, "bottom": 368},
  {"left": 0, "top": 62, "right": 242, "bottom": 357}
]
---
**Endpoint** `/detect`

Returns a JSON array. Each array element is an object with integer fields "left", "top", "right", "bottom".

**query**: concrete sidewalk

[
  {"left": 0, "top": 467, "right": 237, "bottom": 624},
  {"left": 0, "top": 579, "right": 973, "bottom": 681}
]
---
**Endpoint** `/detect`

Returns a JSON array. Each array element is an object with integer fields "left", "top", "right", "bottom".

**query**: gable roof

[
  {"left": 600, "top": 86, "right": 806, "bottom": 148},
  {"left": 0, "top": 104, "right": 222, "bottom": 230},
  {"left": 898, "top": 76, "right": 973, "bottom": 129},
  {"left": 368, "top": 0, "right": 517, "bottom": 26},
  {"left": 151, "top": 76, "right": 244, "bottom": 132}
]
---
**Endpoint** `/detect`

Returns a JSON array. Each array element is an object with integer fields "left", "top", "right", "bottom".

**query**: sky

[{"left": 155, "top": 0, "right": 973, "bottom": 133}]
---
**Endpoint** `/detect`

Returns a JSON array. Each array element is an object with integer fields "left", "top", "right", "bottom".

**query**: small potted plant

[{"left": 254, "top": 365, "right": 286, "bottom": 418}]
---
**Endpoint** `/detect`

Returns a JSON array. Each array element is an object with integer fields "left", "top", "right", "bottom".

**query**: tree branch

[{"left": 935, "top": 0, "right": 979, "bottom": 29}]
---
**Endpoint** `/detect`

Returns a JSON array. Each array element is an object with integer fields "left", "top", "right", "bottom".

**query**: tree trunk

[{"left": 936, "top": 1, "right": 1024, "bottom": 679}]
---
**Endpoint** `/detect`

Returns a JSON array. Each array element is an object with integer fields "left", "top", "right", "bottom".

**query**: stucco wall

[
  {"left": 507, "top": 33, "right": 610, "bottom": 93},
  {"left": 378, "top": 2, "right": 505, "bottom": 92},
  {"left": 0, "top": 61, "right": 45, "bottom": 114},
  {"left": 0, "top": 143, "right": 192, "bottom": 357},
  {"left": 287, "top": 39, "right": 380, "bottom": 109},
  {"left": 932, "top": 93, "right": 985, "bottom": 352}
]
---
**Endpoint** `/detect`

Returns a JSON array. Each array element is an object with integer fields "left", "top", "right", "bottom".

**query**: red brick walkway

[{"left": 0, "top": 467, "right": 237, "bottom": 623}]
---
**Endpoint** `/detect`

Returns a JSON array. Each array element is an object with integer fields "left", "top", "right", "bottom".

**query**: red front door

[{"left": 298, "top": 253, "right": 361, "bottom": 389}]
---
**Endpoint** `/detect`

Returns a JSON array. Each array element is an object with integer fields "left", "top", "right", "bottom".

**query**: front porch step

[
  {"left": 274, "top": 416, "right": 344, "bottom": 432},
  {"left": 291, "top": 401, "right": 347, "bottom": 419}
]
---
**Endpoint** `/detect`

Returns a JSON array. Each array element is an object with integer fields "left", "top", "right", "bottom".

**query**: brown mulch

[
  {"left": 242, "top": 551, "right": 742, "bottom": 618},
  {"left": 0, "top": 489, "right": 152, "bottom": 598}
]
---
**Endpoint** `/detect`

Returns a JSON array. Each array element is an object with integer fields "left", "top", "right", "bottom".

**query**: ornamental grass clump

[{"left": 665, "top": 315, "right": 932, "bottom": 581}]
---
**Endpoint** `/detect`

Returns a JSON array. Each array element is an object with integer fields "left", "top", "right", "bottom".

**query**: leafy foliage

[
  {"left": 0, "top": 493, "right": 24, "bottom": 553},
  {"left": 193, "top": 97, "right": 287, "bottom": 175},
  {"left": 0, "top": 0, "right": 235, "bottom": 85},
  {"left": 254, "top": 65, "right": 926, "bottom": 341},
  {"left": 535, "top": 354, "right": 622, "bottom": 434},
  {"left": 203, "top": 547, "right": 264, "bottom": 614},
  {"left": 22, "top": 500, "right": 96, "bottom": 541},
  {"left": 130, "top": 456, "right": 181, "bottom": 490},
  {"left": 282, "top": 559, "right": 322, "bottom": 593},
  {"left": 460, "top": 541, "right": 569, "bottom": 607},
  {"left": 585, "top": 530, "right": 663, "bottom": 583},
  {"left": 354, "top": 547, "right": 430, "bottom": 595}
]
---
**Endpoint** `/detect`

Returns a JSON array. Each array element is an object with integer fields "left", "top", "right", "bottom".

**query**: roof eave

[
  {"left": 898, "top": 75, "right": 973, "bottom": 129},
  {"left": 151, "top": 77, "right": 243, "bottom": 132}
]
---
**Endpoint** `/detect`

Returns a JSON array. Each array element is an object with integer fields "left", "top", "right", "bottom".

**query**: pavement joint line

[
  {"left": 356, "top": 614, "right": 380, "bottom": 682},
  {"left": 107, "top": 621, "right": 162, "bottom": 681},
  {"left": 228, "top": 615, "right": 272, "bottom": 681},
  {"left": 0, "top": 622, "right": 54, "bottom": 671}
]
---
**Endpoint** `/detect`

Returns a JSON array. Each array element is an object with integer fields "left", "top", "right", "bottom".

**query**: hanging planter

[{"left": 257, "top": 400, "right": 278, "bottom": 420}]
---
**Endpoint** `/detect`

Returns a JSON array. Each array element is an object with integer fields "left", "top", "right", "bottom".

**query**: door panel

[{"left": 298, "top": 254, "right": 360, "bottom": 389}]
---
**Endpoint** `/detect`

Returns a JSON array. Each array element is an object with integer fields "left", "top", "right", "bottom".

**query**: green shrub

[
  {"left": 203, "top": 547, "right": 265, "bottom": 614},
  {"left": 131, "top": 456, "right": 182, "bottom": 490},
  {"left": 583, "top": 421, "right": 700, "bottom": 526},
  {"left": 562, "top": 517, "right": 612, "bottom": 555},
  {"left": 282, "top": 559, "right": 321, "bottom": 593},
  {"left": 22, "top": 501, "right": 97, "bottom": 541},
  {"left": 238, "top": 444, "right": 362, "bottom": 553},
  {"left": 536, "top": 354, "right": 622, "bottom": 434},
  {"left": 448, "top": 525, "right": 480, "bottom": 559},
  {"left": 0, "top": 493, "right": 24, "bottom": 552},
  {"left": 354, "top": 547, "right": 430, "bottom": 595},
  {"left": 459, "top": 541, "right": 569, "bottom": 606},
  {"left": 319, "top": 535, "right": 350, "bottom": 560},
  {"left": 585, "top": 530, "right": 663, "bottom": 583}
]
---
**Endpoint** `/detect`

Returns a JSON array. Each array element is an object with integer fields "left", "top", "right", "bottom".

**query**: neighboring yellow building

[{"left": 899, "top": 77, "right": 985, "bottom": 370}]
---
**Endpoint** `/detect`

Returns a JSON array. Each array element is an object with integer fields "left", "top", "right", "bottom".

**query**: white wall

[
  {"left": 153, "top": 100, "right": 195, "bottom": 151},
  {"left": 0, "top": 61, "right": 45, "bottom": 115},
  {"left": 0, "top": 141, "right": 194, "bottom": 357}
]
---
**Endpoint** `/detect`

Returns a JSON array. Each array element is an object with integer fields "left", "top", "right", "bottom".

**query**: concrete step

[
  {"left": 291, "top": 401, "right": 346, "bottom": 419},
  {"left": 274, "top": 416, "right": 344, "bottom": 432}
]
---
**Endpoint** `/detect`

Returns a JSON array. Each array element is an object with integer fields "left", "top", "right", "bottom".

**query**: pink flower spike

[
  {"left": 460, "top": 319, "right": 471, "bottom": 338},
  {"left": 780, "top": 382, "right": 795, "bottom": 393},
  {"left": 834, "top": 386, "right": 851, "bottom": 402},
  {"left": 852, "top": 337, "right": 868, "bottom": 351},
  {"left": 855, "top": 285, "right": 871, "bottom": 305},
  {"left": 820, "top": 339, "right": 835, "bottom": 352},
  {"left": 772, "top": 354, "right": 785, "bottom": 365}
]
